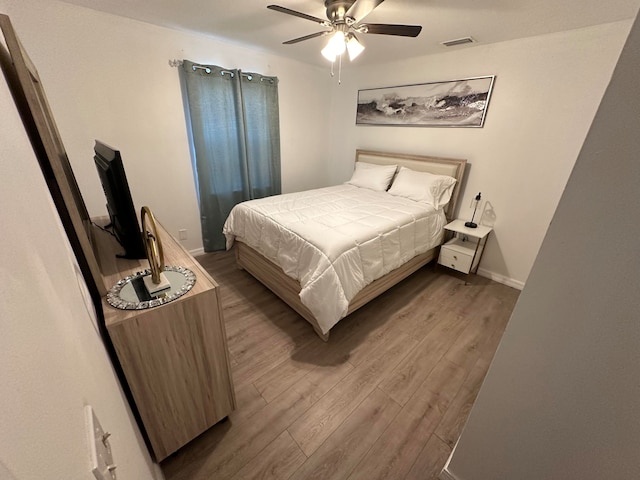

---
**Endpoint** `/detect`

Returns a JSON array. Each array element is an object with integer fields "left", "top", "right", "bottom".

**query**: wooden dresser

[{"left": 91, "top": 220, "right": 235, "bottom": 461}]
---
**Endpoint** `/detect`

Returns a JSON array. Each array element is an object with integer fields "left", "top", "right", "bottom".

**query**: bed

[{"left": 223, "top": 149, "right": 467, "bottom": 340}]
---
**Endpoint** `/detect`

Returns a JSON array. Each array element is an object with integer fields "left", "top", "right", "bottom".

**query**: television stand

[{"left": 91, "top": 218, "right": 236, "bottom": 461}]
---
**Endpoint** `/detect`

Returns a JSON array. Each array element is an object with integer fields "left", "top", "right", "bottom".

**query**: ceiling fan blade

[
  {"left": 267, "top": 5, "right": 328, "bottom": 25},
  {"left": 360, "top": 23, "right": 422, "bottom": 37},
  {"left": 345, "top": 0, "right": 386, "bottom": 22},
  {"left": 283, "top": 31, "right": 331, "bottom": 44}
]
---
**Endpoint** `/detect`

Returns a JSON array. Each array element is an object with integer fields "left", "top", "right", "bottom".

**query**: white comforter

[{"left": 223, "top": 184, "right": 447, "bottom": 334}]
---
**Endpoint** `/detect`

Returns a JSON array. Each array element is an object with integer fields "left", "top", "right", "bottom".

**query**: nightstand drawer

[
  {"left": 441, "top": 220, "right": 493, "bottom": 275},
  {"left": 439, "top": 247, "right": 473, "bottom": 273}
]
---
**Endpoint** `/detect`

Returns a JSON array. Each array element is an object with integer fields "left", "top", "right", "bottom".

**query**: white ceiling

[{"left": 58, "top": 0, "right": 640, "bottom": 67}]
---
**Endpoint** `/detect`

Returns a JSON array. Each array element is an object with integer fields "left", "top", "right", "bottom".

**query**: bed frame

[{"left": 234, "top": 149, "right": 467, "bottom": 340}]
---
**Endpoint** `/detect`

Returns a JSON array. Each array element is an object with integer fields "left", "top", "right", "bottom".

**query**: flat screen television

[{"left": 93, "top": 140, "right": 146, "bottom": 259}]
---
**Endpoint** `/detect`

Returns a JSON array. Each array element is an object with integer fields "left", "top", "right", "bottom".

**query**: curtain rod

[{"left": 168, "top": 59, "right": 274, "bottom": 83}]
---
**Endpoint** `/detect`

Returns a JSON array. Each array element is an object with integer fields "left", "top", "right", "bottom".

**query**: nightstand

[{"left": 438, "top": 219, "right": 492, "bottom": 274}]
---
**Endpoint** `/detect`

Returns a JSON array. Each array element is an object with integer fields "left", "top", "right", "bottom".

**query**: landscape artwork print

[{"left": 356, "top": 76, "right": 495, "bottom": 127}]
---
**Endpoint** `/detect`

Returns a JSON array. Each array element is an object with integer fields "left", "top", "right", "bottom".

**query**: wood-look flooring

[{"left": 161, "top": 250, "right": 519, "bottom": 480}]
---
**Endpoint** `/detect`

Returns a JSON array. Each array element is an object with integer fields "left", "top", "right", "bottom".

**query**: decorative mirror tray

[{"left": 106, "top": 265, "right": 196, "bottom": 310}]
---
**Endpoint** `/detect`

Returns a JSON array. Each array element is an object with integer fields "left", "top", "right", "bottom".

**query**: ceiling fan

[{"left": 267, "top": 0, "right": 422, "bottom": 62}]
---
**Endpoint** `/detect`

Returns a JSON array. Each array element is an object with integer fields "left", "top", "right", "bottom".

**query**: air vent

[{"left": 441, "top": 37, "right": 475, "bottom": 47}]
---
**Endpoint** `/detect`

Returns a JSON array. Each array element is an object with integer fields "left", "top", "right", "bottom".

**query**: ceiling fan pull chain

[
  {"left": 330, "top": 60, "right": 335, "bottom": 78},
  {"left": 338, "top": 54, "right": 342, "bottom": 85}
]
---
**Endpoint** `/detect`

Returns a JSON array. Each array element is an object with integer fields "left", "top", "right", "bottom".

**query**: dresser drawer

[{"left": 439, "top": 246, "right": 473, "bottom": 273}]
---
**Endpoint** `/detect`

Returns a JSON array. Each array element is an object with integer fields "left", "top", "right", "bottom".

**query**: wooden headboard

[{"left": 355, "top": 149, "right": 467, "bottom": 221}]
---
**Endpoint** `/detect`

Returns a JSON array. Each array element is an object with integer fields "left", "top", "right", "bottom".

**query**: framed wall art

[{"left": 356, "top": 75, "right": 495, "bottom": 127}]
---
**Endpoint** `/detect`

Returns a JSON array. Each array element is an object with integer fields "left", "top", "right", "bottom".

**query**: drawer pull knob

[{"left": 453, "top": 255, "right": 458, "bottom": 260}]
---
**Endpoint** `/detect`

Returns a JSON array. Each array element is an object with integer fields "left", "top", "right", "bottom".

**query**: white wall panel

[
  {"left": 445, "top": 10, "right": 640, "bottom": 479},
  {"left": 1, "top": 0, "right": 331, "bottom": 253},
  {"left": 326, "top": 22, "right": 631, "bottom": 287}
]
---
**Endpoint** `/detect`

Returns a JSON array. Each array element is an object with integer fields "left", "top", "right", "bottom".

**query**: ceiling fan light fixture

[
  {"left": 321, "top": 30, "right": 346, "bottom": 62},
  {"left": 268, "top": 1, "right": 422, "bottom": 79},
  {"left": 346, "top": 34, "right": 365, "bottom": 61},
  {"left": 321, "top": 42, "right": 337, "bottom": 62}
]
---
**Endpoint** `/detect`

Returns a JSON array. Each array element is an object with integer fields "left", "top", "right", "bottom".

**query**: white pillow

[
  {"left": 388, "top": 166, "right": 457, "bottom": 209},
  {"left": 346, "top": 162, "right": 397, "bottom": 192}
]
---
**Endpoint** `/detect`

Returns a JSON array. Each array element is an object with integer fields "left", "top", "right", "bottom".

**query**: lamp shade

[
  {"left": 321, "top": 43, "right": 337, "bottom": 62},
  {"left": 346, "top": 34, "right": 365, "bottom": 61},
  {"left": 321, "top": 30, "right": 346, "bottom": 62}
]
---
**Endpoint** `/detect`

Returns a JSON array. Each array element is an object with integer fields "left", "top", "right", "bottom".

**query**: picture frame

[{"left": 356, "top": 75, "right": 495, "bottom": 127}]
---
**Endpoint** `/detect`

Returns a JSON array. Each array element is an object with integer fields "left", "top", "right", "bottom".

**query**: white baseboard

[
  {"left": 477, "top": 267, "right": 525, "bottom": 290},
  {"left": 189, "top": 247, "right": 206, "bottom": 257},
  {"left": 439, "top": 468, "right": 460, "bottom": 480},
  {"left": 152, "top": 462, "right": 165, "bottom": 480},
  {"left": 438, "top": 438, "right": 460, "bottom": 480}
]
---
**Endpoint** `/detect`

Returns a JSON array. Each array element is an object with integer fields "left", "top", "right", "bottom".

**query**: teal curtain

[{"left": 181, "top": 60, "right": 281, "bottom": 251}]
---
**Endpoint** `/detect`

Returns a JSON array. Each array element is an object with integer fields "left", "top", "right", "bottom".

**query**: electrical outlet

[
  {"left": 85, "top": 406, "right": 117, "bottom": 480},
  {"left": 178, "top": 229, "right": 188, "bottom": 240}
]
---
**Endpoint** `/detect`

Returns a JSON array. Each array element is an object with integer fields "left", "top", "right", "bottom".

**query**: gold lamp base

[{"left": 141, "top": 206, "right": 167, "bottom": 295}]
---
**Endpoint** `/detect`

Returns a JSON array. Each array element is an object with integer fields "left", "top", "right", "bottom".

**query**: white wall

[
  {"left": 443, "top": 9, "right": 640, "bottom": 479},
  {"left": 0, "top": 38, "right": 157, "bottom": 480},
  {"left": 0, "top": 0, "right": 332, "bottom": 253},
  {"left": 327, "top": 21, "right": 632, "bottom": 288}
]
